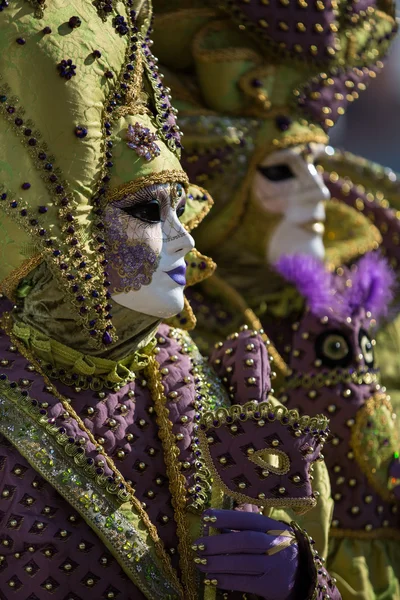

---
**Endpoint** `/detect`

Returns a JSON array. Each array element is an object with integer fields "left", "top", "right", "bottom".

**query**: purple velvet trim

[
  {"left": 274, "top": 254, "right": 336, "bottom": 317},
  {"left": 223, "top": 0, "right": 337, "bottom": 61},
  {"left": 346, "top": 252, "right": 395, "bottom": 320},
  {"left": 298, "top": 65, "right": 382, "bottom": 131}
]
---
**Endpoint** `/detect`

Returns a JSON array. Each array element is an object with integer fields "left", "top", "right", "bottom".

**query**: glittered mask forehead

[{"left": 0, "top": 0, "right": 212, "bottom": 347}]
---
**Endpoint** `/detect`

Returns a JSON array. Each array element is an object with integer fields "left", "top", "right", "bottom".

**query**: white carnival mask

[
  {"left": 105, "top": 182, "right": 194, "bottom": 319},
  {"left": 252, "top": 143, "right": 330, "bottom": 264}
]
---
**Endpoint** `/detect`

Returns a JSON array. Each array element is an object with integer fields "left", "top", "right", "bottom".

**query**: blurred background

[{"left": 330, "top": 5, "right": 400, "bottom": 171}]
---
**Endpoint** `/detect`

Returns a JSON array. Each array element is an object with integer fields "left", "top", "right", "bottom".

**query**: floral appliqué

[{"left": 126, "top": 123, "right": 161, "bottom": 162}]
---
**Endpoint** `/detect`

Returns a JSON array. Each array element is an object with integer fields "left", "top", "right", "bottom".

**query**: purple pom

[{"left": 274, "top": 254, "right": 336, "bottom": 317}]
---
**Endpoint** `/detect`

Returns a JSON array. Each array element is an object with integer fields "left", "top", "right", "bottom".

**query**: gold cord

[{"left": 146, "top": 355, "right": 198, "bottom": 600}]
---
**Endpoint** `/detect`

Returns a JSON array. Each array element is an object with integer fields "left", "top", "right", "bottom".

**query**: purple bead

[
  {"left": 42, "top": 26, "right": 52, "bottom": 34},
  {"left": 38, "top": 206, "right": 48, "bottom": 214},
  {"left": 10, "top": 201, "right": 17, "bottom": 208},
  {"left": 28, "top": 138, "right": 37, "bottom": 146},
  {"left": 93, "top": 49, "right": 101, "bottom": 58},
  {"left": 20, "top": 209, "right": 27, "bottom": 216},
  {"left": 14, "top": 117, "right": 23, "bottom": 126},
  {"left": 102, "top": 331, "right": 113, "bottom": 345},
  {"left": 251, "top": 78, "right": 263, "bottom": 88},
  {"left": 275, "top": 115, "right": 292, "bottom": 132},
  {"left": 21, "top": 182, "right": 31, "bottom": 190},
  {"left": 105, "top": 70, "right": 113, "bottom": 79},
  {"left": 75, "top": 126, "right": 88, "bottom": 139},
  {"left": 16, "top": 37, "right": 26, "bottom": 45},
  {"left": 68, "top": 16, "right": 82, "bottom": 28}
]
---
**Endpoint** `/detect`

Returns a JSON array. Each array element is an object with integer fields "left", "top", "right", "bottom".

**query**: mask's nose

[
  {"left": 308, "top": 163, "right": 330, "bottom": 202},
  {"left": 167, "top": 218, "right": 195, "bottom": 257}
]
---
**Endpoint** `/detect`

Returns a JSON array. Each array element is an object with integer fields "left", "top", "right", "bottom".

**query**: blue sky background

[{"left": 330, "top": 5, "right": 400, "bottom": 171}]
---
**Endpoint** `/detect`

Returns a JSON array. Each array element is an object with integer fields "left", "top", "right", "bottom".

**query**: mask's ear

[
  {"left": 274, "top": 254, "right": 336, "bottom": 318},
  {"left": 345, "top": 252, "right": 396, "bottom": 322}
]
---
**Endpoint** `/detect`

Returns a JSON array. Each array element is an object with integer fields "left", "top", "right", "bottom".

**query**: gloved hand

[{"left": 193, "top": 509, "right": 299, "bottom": 600}]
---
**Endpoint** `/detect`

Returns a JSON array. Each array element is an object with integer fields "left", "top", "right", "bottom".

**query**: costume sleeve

[
  {"left": 291, "top": 522, "right": 342, "bottom": 600},
  {"left": 209, "top": 327, "right": 271, "bottom": 403}
]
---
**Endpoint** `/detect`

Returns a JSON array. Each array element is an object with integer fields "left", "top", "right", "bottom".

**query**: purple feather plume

[
  {"left": 274, "top": 254, "right": 336, "bottom": 317},
  {"left": 345, "top": 253, "right": 395, "bottom": 321}
]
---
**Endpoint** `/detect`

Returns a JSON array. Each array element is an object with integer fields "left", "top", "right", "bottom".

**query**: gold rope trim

[
  {"left": 106, "top": 170, "right": 189, "bottom": 203},
  {"left": 146, "top": 356, "right": 197, "bottom": 600},
  {"left": 0, "top": 254, "right": 43, "bottom": 300},
  {"left": 1, "top": 312, "right": 183, "bottom": 598},
  {"left": 330, "top": 526, "right": 400, "bottom": 541}
]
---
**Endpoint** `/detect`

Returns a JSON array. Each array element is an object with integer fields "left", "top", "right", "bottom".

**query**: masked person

[
  {"left": 151, "top": 2, "right": 400, "bottom": 599},
  {"left": 0, "top": 1, "right": 343, "bottom": 599}
]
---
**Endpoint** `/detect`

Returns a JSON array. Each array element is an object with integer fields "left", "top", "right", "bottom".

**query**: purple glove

[
  {"left": 389, "top": 458, "right": 400, "bottom": 499},
  {"left": 193, "top": 509, "right": 298, "bottom": 600}
]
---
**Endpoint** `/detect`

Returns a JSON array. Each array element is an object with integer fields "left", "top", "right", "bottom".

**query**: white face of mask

[
  {"left": 251, "top": 143, "right": 330, "bottom": 264},
  {"left": 105, "top": 182, "right": 194, "bottom": 319}
]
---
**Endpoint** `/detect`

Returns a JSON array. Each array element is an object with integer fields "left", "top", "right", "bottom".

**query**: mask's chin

[
  {"left": 111, "top": 285, "right": 185, "bottom": 320},
  {"left": 267, "top": 220, "right": 325, "bottom": 265}
]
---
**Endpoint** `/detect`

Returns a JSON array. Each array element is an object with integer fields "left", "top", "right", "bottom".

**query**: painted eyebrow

[{"left": 112, "top": 183, "right": 185, "bottom": 217}]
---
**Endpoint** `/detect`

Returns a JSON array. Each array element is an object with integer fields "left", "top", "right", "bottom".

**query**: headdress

[
  {"left": 152, "top": 0, "right": 397, "bottom": 251},
  {"left": 0, "top": 0, "right": 214, "bottom": 347}
]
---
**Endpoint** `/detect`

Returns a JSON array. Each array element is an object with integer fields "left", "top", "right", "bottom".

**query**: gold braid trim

[
  {"left": 106, "top": 170, "right": 189, "bottom": 203},
  {"left": 116, "top": 51, "right": 148, "bottom": 117},
  {"left": 285, "top": 368, "right": 379, "bottom": 390},
  {"left": 270, "top": 134, "right": 328, "bottom": 150},
  {"left": 0, "top": 254, "right": 43, "bottom": 300},
  {"left": 204, "top": 274, "right": 290, "bottom": 378},
  {"left": 330, "top": 526, "right": 400, "bottom": 541},
  {"left": 1, "top": 313, "right": 183, "bottom": 598},
  {"left": 146, "top": 356, "right": 197, "bottom": 600}
]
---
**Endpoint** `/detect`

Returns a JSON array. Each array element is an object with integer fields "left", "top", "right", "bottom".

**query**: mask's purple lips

[{"left": 165, "top": 265, "right": 186, "bottom": 286}]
